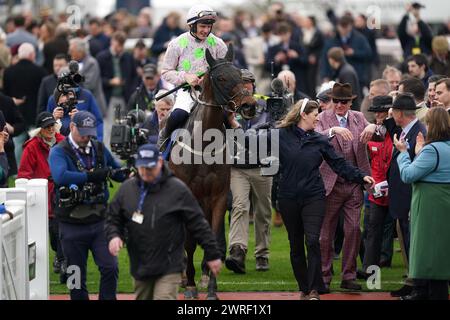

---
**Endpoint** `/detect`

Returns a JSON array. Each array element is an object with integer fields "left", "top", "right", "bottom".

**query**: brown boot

[
  {"left": 225, "top": 245, "right": 246, "bottom": 274},
  {"left": 273, "top": 211, "right": 283, "bottom": 227}
]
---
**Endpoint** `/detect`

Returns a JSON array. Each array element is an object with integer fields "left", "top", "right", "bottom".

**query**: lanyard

[
  {"left": 68, "top": 139, "right": 96, "bottom": 170},
  {"left": 136, "top": 172, "right": 162, "bottom": 213},
  {"left": 136, "top": 183, "right": 149, "bottom": 214}
]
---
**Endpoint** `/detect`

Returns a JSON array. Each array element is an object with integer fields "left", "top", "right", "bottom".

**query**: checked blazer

[{"left": 316, "top": 109, "right": 371, "bottom": 195}]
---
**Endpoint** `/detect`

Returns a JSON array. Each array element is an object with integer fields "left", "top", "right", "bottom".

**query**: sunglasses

[
  {"left": 332, "top": 98, "right": 351, "bottom": 104},
  {"left": 42, "top": 124, "right": 55, "bottom": 130}
]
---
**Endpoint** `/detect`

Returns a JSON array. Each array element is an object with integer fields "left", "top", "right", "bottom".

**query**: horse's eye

[{"left": 217, "top": 75, "right": 226, "bottom": 82}]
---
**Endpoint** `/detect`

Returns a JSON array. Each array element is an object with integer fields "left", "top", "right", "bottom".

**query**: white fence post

[
  {"left": 1, "top": 200, "right": 28, "bottom": 300},
  {"left": 22, "top": 179, "right": 49, "bottom": 300},
  {"left": 5, "top": 179, "right": 49, "bottom": 300}
]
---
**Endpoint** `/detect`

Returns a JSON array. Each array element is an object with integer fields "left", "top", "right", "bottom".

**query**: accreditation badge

[{"left": 132, "top": 211, "right": 144, "bottom": 224}]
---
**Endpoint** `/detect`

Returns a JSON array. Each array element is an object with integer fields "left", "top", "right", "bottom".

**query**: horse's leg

[
  {"left": 180, "top": 253, "right": 188, "bottom": 288},
  {"left": 184, "top": 233, "right": 198, "bottom": 299},
  {"left": 206, "top": 194, "right": 227, "bottom": 300},
  {"left": 200, "top": 205, "right": 212, "bottom": 289},
  {"left": 199, "top": 258, "right": 209, "bottom": 289}
]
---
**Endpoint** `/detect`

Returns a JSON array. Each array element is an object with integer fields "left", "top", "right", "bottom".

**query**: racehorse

[{"left": 168, "top": 44, "right": 256, "bottom": 300}]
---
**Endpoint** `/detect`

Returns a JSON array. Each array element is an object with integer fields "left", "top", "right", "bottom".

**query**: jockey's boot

[
  {"left": 157, "top": 109, "right": 190, "bottom": 151},
  {"left": 225, "top": 245, "right": 246, "bottom": 274},
  {"left": 157, "top": 127, "right": 170, "bottom": 151}
]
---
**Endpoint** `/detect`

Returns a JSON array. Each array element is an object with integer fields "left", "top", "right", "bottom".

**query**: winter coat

[{"left": 18, "top": 133, "right": 65, "bottom": 218}]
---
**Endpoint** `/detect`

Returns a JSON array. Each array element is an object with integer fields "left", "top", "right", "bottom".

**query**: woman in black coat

[{"left": 277, "top": 99, "right": 374, "bottom": 300}]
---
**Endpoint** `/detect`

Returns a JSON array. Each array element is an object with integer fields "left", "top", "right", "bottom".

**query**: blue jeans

[{"left": 59, "top": 220, "right": 118, "bottom": 300}]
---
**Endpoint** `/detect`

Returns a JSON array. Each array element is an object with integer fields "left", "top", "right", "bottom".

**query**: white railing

[
  {"left": 0, "top": 179, "right": 49, "bottom": 300},
  {"left": 0, "top": 200, "right": 28, "bottom": 300}
]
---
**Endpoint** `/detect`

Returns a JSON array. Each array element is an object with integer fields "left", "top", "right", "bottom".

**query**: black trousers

[
  {"left": 363, "top": 202, "right": 389, "bottom": 270},
  {"left": 380, "top": 213, "right": 395, "bottom": 264},
  {"left": 279, "top": 197, "right": 326, "bottom": 294},
  {"left": 59, "top": 221, "right": 118, "bottom": 300},
  {"left": 414, "top": 279, "right": 449, "bottom": 300},
  {"left": 398, "top": 217, "right": 410, "bottom": 262},
  {"left": 49, "top": 217, "right": 65, "bottom": 261}
]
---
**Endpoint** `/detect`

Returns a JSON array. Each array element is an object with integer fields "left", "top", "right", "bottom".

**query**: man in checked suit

[{"left": 316, "top": 83, "right": 374, "bottom": 291}]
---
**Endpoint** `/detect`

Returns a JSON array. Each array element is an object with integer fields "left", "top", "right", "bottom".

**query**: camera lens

[{"left": 72, "top": 73, "right": 83, "bottom": 84}]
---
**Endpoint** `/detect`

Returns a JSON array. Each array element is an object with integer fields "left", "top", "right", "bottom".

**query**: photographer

[
  {"left": 47, "top": 87, "right": 104, "bottom": 141},
  {"left": 49, "top": 111, "right": 126, "bottom": 300},
  {"left": 225, "top": 69, "right": 273, "bottom": 274}
]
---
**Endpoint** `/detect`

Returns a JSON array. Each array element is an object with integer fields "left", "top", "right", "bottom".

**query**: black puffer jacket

[{"left": 106, "top": 164, "right": 221, "bottom": 280}]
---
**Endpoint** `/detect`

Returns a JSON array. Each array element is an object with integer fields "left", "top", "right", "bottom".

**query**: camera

[
  {"left": 56, "top": 60, "right": 84, "bottom": 114},
  {"left": 110, "top": 105, "right": 149, "bottom": 162},
  {"left": 56, "top": 60, "right": 84, "bottom": 95},
  {"left": 56, "top": 95, "right": 78, "bottom": 114},
  {"left": 58, "top": 183, "right": 105, "bottom": 208},
  {"left": 266, "top": 78, "right": 294, "bottom": 122}
]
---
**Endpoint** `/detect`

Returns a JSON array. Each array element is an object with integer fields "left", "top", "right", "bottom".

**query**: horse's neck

[
  {"left": 197, "top": 89, "right": 224, "bottom": 131},
  {"left": 201, "top": 104, "right": 224, "bottom": 131}
]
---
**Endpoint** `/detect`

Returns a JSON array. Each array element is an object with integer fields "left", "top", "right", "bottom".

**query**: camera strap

[
  {"left": 60, "top": 139, "right": 105, "bottom": 172},
  {"left": 67, "top": 138, "right": 97, "bottom": 170}
]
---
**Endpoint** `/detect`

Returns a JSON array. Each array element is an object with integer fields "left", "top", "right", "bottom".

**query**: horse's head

[{"left": 204, "top": 44, "right": 256, "bottom": 120}]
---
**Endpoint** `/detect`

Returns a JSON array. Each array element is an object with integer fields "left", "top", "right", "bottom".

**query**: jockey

[{"left": 158, "top": 4, "right": 228, "bottom": 147}]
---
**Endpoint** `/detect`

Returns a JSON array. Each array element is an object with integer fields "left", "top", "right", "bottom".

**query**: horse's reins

[
  {"left": 190, "top": 61, "right": 251, "bottom": 114},
  {"left": 174, "top": 61, "right": 250, "bottom": 158}
]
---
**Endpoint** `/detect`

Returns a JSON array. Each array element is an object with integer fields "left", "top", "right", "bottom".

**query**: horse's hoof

[
  {"left": 206, "top": 293, "right": 219, "bottom": 300},
  {"left": 184, "top": 286, "right": 199, "bottom": 300},
  {"left": 199, "top": 274, "right": 210, "bottom": 289}
]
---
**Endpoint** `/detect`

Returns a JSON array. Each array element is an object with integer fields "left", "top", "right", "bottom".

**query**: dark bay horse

[{"left": 168, "top": 45, "right": 256, "bottom": 300}]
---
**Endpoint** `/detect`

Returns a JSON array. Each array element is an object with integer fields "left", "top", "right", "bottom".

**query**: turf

[{"left": 49, "top": 188, "right": 409, "bottom": 295}]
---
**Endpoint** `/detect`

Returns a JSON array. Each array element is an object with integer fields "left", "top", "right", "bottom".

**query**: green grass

[{"left": 50, "top": 183, "right": 409, "bottom": 294}]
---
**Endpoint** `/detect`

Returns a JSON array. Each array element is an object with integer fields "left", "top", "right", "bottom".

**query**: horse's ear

[
  {"left": 205, "top": 48, "right": 215, "bottom": 67},
  {"left": 225, "top": 43, "right": 234, "bottom": 63}
]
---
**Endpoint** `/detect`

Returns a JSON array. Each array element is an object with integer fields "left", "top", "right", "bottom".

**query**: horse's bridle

[{"left": 192, "top": 61, "right": 252, "bottom": 114}]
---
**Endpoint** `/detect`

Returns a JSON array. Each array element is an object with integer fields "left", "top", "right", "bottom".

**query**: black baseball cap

[{"left": 36, "top": 112, "right": 56, "bottom": 128}]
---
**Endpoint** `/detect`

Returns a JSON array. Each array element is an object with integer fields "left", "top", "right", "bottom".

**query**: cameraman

[
  {"left": 225, "top": 69, "right": 273, "bottom": 273},
  {"left": 49, "top": 111, "right": 126, "bottom": 300},
  {"left": 48, "top": 87, "right": 104, "bottom": 141}
]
